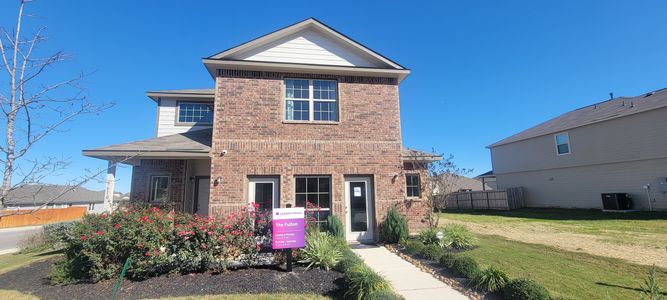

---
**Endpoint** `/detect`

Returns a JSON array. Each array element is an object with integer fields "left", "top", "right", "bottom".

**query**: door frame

[
  {"left": 344, "top": 176, "right": 374, "bottom": 242},
  {"left": 248, "top": 176, "right": 280, "bottom": 209},
  {"left": 193, "top": 176, "right": 210, "bottom": 215}
]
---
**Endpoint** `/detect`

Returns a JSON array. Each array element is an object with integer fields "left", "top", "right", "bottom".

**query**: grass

[
  {"left": 462, "top": 234, "right": 667, "bottom": 299},
  {"left": 0, "top": 289, "right": 39, "bottom": 300},
  {"left": 440, "top": 208, "right": 667, "bottom": 246},
  {"left": 158, "top": 294, "right": 331, "bottom": 300},
  {"left": 0, "top": 249, "right": 61, "bottom": 275}
]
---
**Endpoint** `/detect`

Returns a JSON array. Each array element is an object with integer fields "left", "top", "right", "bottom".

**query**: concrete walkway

[
  {"left": 0, "top": 226, "right": 42, "bottom": 255},
  {"left": 352, "top": 244, "right": 468, "bottom": 300}
]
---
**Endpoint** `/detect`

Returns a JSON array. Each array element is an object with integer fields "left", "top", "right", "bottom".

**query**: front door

[
  {"left": 195, "top": 177, "right": 210, "bottom": 215},
  {"left": 345, "top": 177, "right": 374, "bottom": 241},
  {"left": 248, "top": 177, "right": 280, "bottom": 212}
]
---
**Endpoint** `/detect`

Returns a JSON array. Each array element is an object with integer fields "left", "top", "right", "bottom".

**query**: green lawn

[
  {"left": 460, "top": 234, "right": 667, "bottom": 299},
  {"left": 441, "top": 208, "right": 667, "bottom": 246},
  {"left": 0, "top": 250, "right": 60, "bottom": 275}
]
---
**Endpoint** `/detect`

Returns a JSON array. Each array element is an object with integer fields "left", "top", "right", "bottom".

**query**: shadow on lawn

[{"left": 443, "top": 208, "right": 667, "bottom": 221}]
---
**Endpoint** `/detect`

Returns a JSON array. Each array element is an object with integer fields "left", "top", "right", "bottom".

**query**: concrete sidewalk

[
  {"left": 352, "top": 244, "right": 468, "bottom": 300},
  {"left": 0, "top": 225, "right": 42, "bottom": 255}
]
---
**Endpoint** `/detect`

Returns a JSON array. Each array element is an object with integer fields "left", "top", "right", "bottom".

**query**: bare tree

[
  {"left": 406, "top": 151, "right": 472, "bottom": 228},
  {"left": 0, "top": 0, "right": 112, "bottom": 211}
]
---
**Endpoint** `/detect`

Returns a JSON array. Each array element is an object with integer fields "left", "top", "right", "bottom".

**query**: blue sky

[{"left": 1, "top": 1, "right": 666, "bottom": 192}]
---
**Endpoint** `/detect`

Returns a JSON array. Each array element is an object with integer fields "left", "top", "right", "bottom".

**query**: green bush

[
  {"left": 403, "top": 240, "right": 426, "bottom": 255},
  {"left": 442, "top": 224, "right": 478, "bottom": 250},
  {"left": 299, "top": 230, "right": 342, "bottom": 271},
  {"left": 335, "top": 247, "right": 364, "bottom": 273},
  {"left": 325, "top": 215, "right": 344, "bottom": 239},
  {"left": 439, "top": 253, "right": 457, "bottom": 269},
  {"left": 381, "top": 207, "right": 408, "bottom": 244},
  {"left": 366, "top": 290, "right": 402, "bottom": 300},
  {"left": 418, "top": 228, "right": 440, "bottom": 246},
  {"left": 503, "top": 278, "right": 550, "bottom": 300},
  {"left": 43, "top": 221, "right": 76, "bottom": 250},
  {"left": 451, "top": 256, "right": 480, "bottom": 278},
  {"left": 345, "top": 265, "right": 392, "bottom": 300},
  {"left": 53, "top": 204, "right": 270, "bottom": 283},
  {"left": 419, "top": 244, "right": 444, "bottom": 261},
  {"left": 471, "top": 265, "right": 510, "bottom": 292}
]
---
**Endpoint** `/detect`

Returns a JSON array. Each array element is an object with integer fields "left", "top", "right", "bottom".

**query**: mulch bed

[{"left": 0, "top": 258, "right": 344, "bottom": 300}]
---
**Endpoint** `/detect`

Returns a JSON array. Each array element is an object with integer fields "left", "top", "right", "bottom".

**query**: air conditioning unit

[{"left": 601, "top": 193, "right": 633, "bottom": 210}]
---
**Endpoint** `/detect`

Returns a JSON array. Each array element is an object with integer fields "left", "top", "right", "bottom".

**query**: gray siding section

[
  {"left": 496, "top": 157, "right": 667, "bottom": 210},
  {"left": 492, "top": 106, "right": 667, "bottom": 210}
]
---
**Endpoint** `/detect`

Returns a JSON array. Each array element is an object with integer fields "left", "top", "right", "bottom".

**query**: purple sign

[{"left": 272, "top": 207, "right": 305, "bottom": 249}]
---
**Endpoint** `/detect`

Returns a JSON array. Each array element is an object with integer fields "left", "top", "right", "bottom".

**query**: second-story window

[
  {"left": 555, "top": 132, "right": 571, "bottom": 155},
  {"left": 178, "top": 102, "right": 213, "bottom": 124},
  {"left": 285, "top": 79, "right": 338, "bottom": 122}
]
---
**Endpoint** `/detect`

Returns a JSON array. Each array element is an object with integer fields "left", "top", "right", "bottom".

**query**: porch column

[{"left": 103, "top": 160, "right": 116, "bottom": 211}]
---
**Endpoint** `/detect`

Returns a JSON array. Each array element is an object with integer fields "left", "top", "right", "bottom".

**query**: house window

[
  {"left": 88, "top": 203, "right": 95, "bottom": 211},
  {"left": 285, "top": 79, "right": 338, "bottom": 122},
  {"left": 555, "top": 133, "right": 571, "bottom": 155},
  {"left": 406, "top": 174, "right": 421, "bottom": 198},
  {"left": 150, "top": 176, "right": 170, "bottom": 202},
  {"left": 177, "top": 102, "right": 213, "bottom": 124},
  {"left": 295, "top": 176, "right": 331, "bottom": 224}
]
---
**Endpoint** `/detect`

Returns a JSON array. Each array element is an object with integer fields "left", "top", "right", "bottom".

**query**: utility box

[{"left": 601, "top": 193, "right": 633, "bottom": 210}]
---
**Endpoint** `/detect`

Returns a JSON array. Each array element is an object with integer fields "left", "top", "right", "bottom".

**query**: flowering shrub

[{"left": 52, "top": 204, "right": 272, "bottom": 283}]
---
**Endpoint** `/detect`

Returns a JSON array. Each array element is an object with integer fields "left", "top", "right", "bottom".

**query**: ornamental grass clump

[
  {"left": 344, "top": 265, "right": 392, "bottom": 300},
  {"left": 325, "top": 215, "right": 344, "bottom": 239},
  {"left": 299, "top": 230, "right": 342, "bottom": 271},
  {"left": 418, "top": 228, "right": 441, "bottom": 246},
  {"left": 442, "top": 224, "right": 478, "bottom": 250},
  {"left": 381, "top": 206, "right": 408, "bottom": 244},
  {"left": 471, "top": 265, "right": 510, "bottom": 292}
]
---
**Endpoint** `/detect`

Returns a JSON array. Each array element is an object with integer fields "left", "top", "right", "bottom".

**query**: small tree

[
  {"left": 0, "top": 0, "right": 112, "bottom": 211},
  {"left": 640, "top": 265, "right": 664, "bottom": 300},
  {"left": 405, "top": 150, "right": 471, "bottom": 228}
]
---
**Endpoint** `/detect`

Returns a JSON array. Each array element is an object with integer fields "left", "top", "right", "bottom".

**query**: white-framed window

[
  {"left": 295, "top": 176, "right": 331, "bottom": 225},
  {"left": 88, "top": 203, "right": 95, "bottom": 211},
  {"left": 285, "top": 79, "right": 338, "bottom": 122},
  {"left": 405, "top": 174, "right": 421, "bottom": 198},
  {"left": 555, "top": 132, "right": 571, "bottom": 155},
  {"left": 150, "top": 176, "right": 170, "bottom": 202},
  {"left": 177, "top": 102, "right": 213, "bottom": 124}
]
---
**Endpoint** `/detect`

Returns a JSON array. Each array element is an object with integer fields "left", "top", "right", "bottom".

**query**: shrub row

[
  {"left": 51, "top": 204, "right": 272, "bottom": 284},
  {"left": 405, "top": 226, "right": 550, "bottom": 300},
  {"left": 336, "top": 246, "right": 400, "bottom": 300}
]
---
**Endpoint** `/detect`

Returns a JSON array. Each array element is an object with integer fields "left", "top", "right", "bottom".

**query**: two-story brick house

[{"left": 83, "top": 18, "right": 440, "bottom": 241}]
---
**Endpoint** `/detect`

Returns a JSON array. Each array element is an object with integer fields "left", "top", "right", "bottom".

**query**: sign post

[{"left": 272, "top": 207, "right": 305, "bottom": 272}]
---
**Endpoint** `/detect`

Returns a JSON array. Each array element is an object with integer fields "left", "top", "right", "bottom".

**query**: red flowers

[
  {"left": 114, "top": 223, "right": 121, "bottom": 229},
  {"left": 80, "top": 235, "right": 87, "bottom": 241},
  {"left": 101, "top": 213, "right": 107, "bottom": 219},
  {"left": 96, "top": 230, "right": 103, "bottom": 236}
]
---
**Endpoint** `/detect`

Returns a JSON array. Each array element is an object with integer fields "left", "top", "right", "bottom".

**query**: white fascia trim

[
  {"left": 202, "top": 59, "right": 410, "bottom": 82},
  {"left": 82, "top": 150, "right": 210, "bottom": 159},
  {"left": 146, "top": 93, "right": 215, "bottom": 102}
]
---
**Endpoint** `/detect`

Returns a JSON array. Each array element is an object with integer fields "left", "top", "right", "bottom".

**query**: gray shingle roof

[
  {"left": 489, "top": 88, "right": 667, "bottom": 147},
  {"left": 402, "top": 148, "right": 442, "bottom": 161},
  {"left": 83, "top": 129, "right": 212, "bottom": 155},
  {"left": 6, "top": 184, "right": 106, "bottom": 205}
]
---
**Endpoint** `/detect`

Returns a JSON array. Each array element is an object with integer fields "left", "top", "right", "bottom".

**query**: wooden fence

[
  {"left": 439, "top": 187, "right": 525, "bottom": 210},
  {"left": 0, "top": 206, "right": 87, "bottom": 228}
]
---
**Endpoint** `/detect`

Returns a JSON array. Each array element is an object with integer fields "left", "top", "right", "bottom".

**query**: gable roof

[
  {"left": 402, "top": 148, "right": 442, "bottom": 162},
  {"left": 489, "top": 88, "right": 667, "bottom": 148},
  {"left": 5, "top": 184, "right": 107, "bottom": 206},
  {"left": 203, "top": 18, "right": 410, "bottom": 82}
]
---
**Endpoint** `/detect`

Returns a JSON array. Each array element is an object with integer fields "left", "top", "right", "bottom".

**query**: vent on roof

[{"left": 645, "top": 92, "right": 655, "bottom": 97}]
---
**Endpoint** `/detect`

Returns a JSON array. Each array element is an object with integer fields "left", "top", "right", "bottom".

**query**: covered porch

[{"left": 82, "top": 129, "right": 213, "bottom": 214}]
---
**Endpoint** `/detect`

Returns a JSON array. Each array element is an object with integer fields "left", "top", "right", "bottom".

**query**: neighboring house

[
  {"left": 430, "top": 174, "right": 493, "bottom": 195},
  {"left": 474, "top": 171, "right": 497, "bottom": 190},
  {"left": 488, "top": 88, "right": 667, "bottom": 211},
  {"left": 83, "top": 18, "right": 440, "bottom": 241},
  {"left": 4, "top": 184, "right": 110, "bottom": 213}
]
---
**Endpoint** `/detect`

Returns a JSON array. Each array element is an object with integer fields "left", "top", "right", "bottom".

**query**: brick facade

[
  {"left": 208, "top": 70, "right": 428, "bottom": 237},
  {"left": 130, "top": 159, "right": 187, "bottom": 211}
]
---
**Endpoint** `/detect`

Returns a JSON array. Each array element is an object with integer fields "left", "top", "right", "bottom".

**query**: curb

[{"left": 0, "top": 248, "right": 20, "bottom": 255}]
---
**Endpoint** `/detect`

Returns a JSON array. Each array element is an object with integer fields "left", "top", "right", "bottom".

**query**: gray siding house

[{"left": 488, "top": 88, "right": 667, "bottom": 211}]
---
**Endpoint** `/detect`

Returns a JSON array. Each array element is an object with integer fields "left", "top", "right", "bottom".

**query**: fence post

[
  {"left": 486, "top": 192, "right": 490, "bottom": 209},
  {"left": 470, "top": 192, "right": 474, "bottom": 209}
]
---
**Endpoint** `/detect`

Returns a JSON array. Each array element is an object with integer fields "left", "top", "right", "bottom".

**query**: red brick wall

[
  {"left": 130, "top": 159, "right": 186, "bottom": 211},
  {"left": 208, "top": 70, "right": 427, "bottom": 236}
]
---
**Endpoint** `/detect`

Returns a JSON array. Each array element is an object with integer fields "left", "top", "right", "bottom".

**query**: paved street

[{"left": 0, "top": 226, "right": 42, "bottom": 254}]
